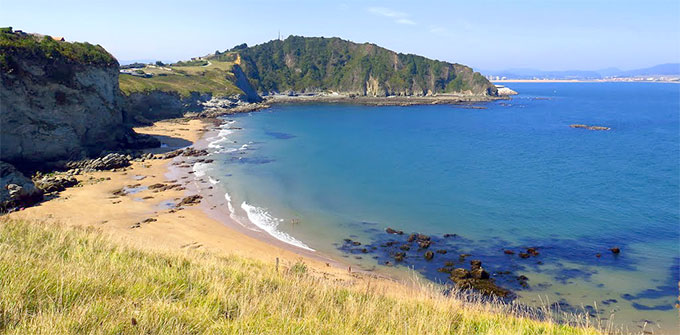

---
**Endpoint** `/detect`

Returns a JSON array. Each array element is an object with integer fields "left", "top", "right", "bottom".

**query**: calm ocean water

[{"left": 201, "top": 83, "right": 679, "bottom": 331}]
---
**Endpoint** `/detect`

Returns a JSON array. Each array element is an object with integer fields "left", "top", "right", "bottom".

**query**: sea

[{"left": 198, "top": 82, "right": 679, "bottom": 332}]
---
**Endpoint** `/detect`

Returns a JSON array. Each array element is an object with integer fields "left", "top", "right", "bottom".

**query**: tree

[{"left": 155, "top": 61, "right": 165, "bottom": 66}]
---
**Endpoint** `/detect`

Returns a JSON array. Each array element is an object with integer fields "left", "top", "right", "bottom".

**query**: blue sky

[{"left": 2, "top": 0, "right": 678, "bottom": 70}]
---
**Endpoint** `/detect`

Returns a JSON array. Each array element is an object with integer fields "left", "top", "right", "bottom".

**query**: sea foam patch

[{"left": 241, "top": 202, "right": 314, "bottom": 251}]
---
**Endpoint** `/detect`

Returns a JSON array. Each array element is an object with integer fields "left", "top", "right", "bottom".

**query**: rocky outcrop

[
  {"left": 0, "top": 29, "right": 158, "bottom": 169},
  {"left": 495, "top": 86, "right": 518, "bottom": 96},
  {"left": 65, "top": 153, "right": 130, "bottom": 172},
  {"left": 0, "top": 161, "right": 43, "bottom": 211},
  {"left": 123, "top": 91, "right": 211, "bottom": 124},
  {"left": 34, "top": 175, "right": 78, "bottom": 193}
]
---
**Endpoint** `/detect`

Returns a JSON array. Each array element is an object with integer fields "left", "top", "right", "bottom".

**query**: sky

[{"left": 2, "top": 0, "right": 679, "bottom": 71}]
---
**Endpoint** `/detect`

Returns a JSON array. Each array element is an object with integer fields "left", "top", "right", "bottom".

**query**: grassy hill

[
  {"left": 0, "top": 218, "right": 600, "bottom": 334},
  {"left": 118, "top": 60, "right": 245, "bottom": 98},
  {"left": 0, "top": 27, "right": 117, "bottom": 72},
  {"left": 211, "top": 36, "right": 497, "bottom": 97}
]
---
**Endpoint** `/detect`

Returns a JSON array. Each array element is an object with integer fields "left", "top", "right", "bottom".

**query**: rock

[
  {"left": 470, "top": 268, "right": 490, "bottom": 280},
  {"left": 351, "top": 241, "right": 361, "bottom": 246},
  {"left": 34, "top": 175, "right": 78, "bottom": 193},
  {"left": 503, "top": 250, "right": 515, "bottom": 255},
  {"left": 385, "top": 227, "right": 404, "bottom": 235},
  {"left": 393, "top": 252, "right": 406, "bottom": 262},
  {"left": 450, "top": 268, "right": 471, "bottom": 280},
  {"left": 443, "top": 233, "right": 457, "bottom": 238},
  {"left": 407, "top": 233, "right": 417, "bottom": 242},
  {"left": 418, "top": 240, "right": 431, "bottom": 249},
  {"left": 66, "top": 153, "right": 130, "bottom": 172},
  {"left": 399, "top": 244, "right": 410, "bottom": 251},
  {"left": 595, "top": 253, "right": 602, "bottom": 258},
  {"left": 176, "top": 195, "right": 202, "bottom": 207},
  {"left": 444, "top": 261, "right": 455, "bottom": 267},
  {"left": 436, "top": 249, "right": 447, "bottom": 254},
  {"left": 518, "top": 252, "right": 530, "bottom": 259},
  {"left": 470, "top": 260, "right": 482, "bottom": 271},
  {"left": 0, "top": 162, "right": 43, "bottom": 210},
  {"left": 495, "top": 86, "right": 518, "bottom": 96},
  {"left": 424, "top": 251, "right": 434, "bottom": 260},
  {"left": 609, "top": 247, "right": 621, "bottom": 254},
  {"left": 569, "top": 124, "right": 611, "bottom": 131},
  {"left": 527, "top": 247, "right": 540, "bottom": 256}
]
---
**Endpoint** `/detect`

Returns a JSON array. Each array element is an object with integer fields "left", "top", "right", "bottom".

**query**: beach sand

[{"left": 6, "top": 118, "right": 412, "bottom": 294}]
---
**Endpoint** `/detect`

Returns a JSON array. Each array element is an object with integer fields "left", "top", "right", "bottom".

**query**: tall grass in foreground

[{"left": 0, "top": 219, "right": 605, "bottom": 334}]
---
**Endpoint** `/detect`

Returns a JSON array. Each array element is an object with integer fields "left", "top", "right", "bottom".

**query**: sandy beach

[{"left": 6, "top": 118, "right": 412, "bottom": 293}]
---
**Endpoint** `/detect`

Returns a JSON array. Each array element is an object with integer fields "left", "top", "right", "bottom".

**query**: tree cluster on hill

[{"left": 212, "top": 36, "right": 496, "bottom": 96}]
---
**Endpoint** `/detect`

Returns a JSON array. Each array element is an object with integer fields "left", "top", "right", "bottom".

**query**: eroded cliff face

[{"left": 0, "top": 32, "right": 157, "bottom": 168}]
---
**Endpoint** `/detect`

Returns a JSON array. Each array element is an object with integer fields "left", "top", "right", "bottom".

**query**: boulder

[
  {"left": 0, "top": 161, "right": 43, "bottom": 210},
  {"left": 34, "top": 175, "right": 78, "bottom": 193},
  {"left": 424, "top": 251, "right": 434, "bottom": 260},
  {"left": 65, "top": 153, "right": 130, "bottom": 172}
]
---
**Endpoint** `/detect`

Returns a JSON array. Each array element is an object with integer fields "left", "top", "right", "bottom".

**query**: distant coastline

[{"left": 493, "top": 79, "right": 679, "bottom": 83}]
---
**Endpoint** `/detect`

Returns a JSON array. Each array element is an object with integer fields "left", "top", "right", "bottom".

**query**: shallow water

[{"left": 200, "top": 83, "right": 679, "bottom": 332}]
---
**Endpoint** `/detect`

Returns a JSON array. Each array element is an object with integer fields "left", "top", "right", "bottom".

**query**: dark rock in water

[
  {"left": 351, "top": 241, "right": 361, "bottom": 246},
  {"left": 470, "top": 268, "right": 490, "bottom": 280},
  {"left": 451, "top": 268, "right": 471, "bottom": 280},
  {"left": 595, "top": 253, "right": 602, "bottom": 258},
  {"left": 443, "top": 233, "right": 457, "bottom": 238},
  {"left": 399, "top": 244, "right": 410, "bottom": 251},
  {"left": 519, "top": 252, "right": 530, "bottom": 259},
  {"left": 609, "top": 247, "right": 621, "bottom": 254},
  {"left": 385, "top": 227, "right": 403, "bottom": 235},
  {"left": 436, "top": 249, "right": 447, "bottom": 254},
  {"left": 0, "top": 162, "right": 43, "bottom": 211},
  {"left": 503, "top": 250, "right": 515, "bottom": 255},
  {"left": 343, "top": 238, "right": 352, "bottom": 243},
  {"left": 601, "top": 299, "right": 617, "bottom": 305},
  {"left": 444, "top": 261, "right": 455, "bottom": 267},
  {"left": 527, "top": 247, "right": 540, "bottom": 256},
  {"left": 424, "top": 251, "right": 434, "bottom": 260},
  {"left": 437, "top": 267, "right": 453, "bottom": 273},
  {"left": 393, "top": 252, "right": 406, "bottom": 262},
  {"left": 517, "top": 275, "right": 529, "bottom": 288},
  {"left": 34, "top": 175, "right": 78, "bottom": 193},
  {"left": 416, "top": 234, "right": 430, "bottom": 241},
  {"left": 418, "top": 240, "right": 431, "bottom": 249},
  {"left": 470, "top": 260, "right": 482, "bottom": 271},
  {"left": 361, "top": 248, "right": 368, "bottom": 253},
  {"left": 407, "top": 233, "right": 417, "bottom": 242}
]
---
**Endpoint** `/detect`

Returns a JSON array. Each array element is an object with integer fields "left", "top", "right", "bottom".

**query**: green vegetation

[
  {"left": 0, "top": 219, "right": 601, "bottom": 334},
  {"left": 0, "top": 27, "right": 117, "bottom": 72},
  {"left": 211, "top": 36, "right": 497, "bottom": 96},
  {"left": 118, "top": 60, "right": 244, "bottom": 98}
]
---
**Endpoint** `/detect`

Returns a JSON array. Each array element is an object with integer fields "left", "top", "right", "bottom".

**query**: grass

[
  {"left": 0, "top": 219, "right": 604, "bottom": 334},
  {"left": 118, "top": 60, "right": 243, "bottom": 98}
]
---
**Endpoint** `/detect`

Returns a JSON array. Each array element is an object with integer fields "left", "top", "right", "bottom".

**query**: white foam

[
  {"left": 240, "top": 202, "right": 314, "bottom": 251},
  {"left": 192, "top": 162, "right": 211, "bottom": 177},
  {"left": 208, "top": 176, "right": 220, "bottom": 185}
]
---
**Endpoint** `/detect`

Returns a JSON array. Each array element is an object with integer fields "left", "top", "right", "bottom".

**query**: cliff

[
  {"left": 0, "top": 28, "right": 157, "bottom": 169},
  {"left": 212, "top": 36, "right": 497, "bottom": 97}
]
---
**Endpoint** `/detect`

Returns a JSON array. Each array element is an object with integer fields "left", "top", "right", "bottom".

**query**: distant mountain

[
  {"left": 209, "top": 36, "right": 497, "bottom": 96},
  {"left": 483, "top": 63, "right": 680, "bottom": 79}
]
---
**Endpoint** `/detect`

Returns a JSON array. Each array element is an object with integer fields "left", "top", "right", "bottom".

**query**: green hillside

[
  {"left": 118, "top": 61, "right": 245, "bottom": 98},
  {"left": 211, "top": 36, "right": 497, "bottom": 97}
]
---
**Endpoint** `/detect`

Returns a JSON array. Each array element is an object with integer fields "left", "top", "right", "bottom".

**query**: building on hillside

[{"left": 51, "top": 36, "right": 65, "bottom": 41}]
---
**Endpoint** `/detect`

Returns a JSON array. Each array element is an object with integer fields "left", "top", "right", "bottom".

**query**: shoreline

[{"left": 5, "top": 117, "right": 411, "bottom": 292}]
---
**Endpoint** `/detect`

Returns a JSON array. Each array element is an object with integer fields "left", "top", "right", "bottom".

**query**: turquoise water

[{"left": 202, "top": 83, "right": 679, "bottom": 331}]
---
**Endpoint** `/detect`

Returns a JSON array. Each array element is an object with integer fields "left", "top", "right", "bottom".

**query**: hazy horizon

[{"left": 2, "top": 0, "right": 679, "bottom": 71}]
